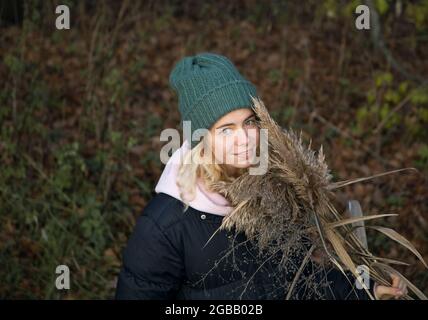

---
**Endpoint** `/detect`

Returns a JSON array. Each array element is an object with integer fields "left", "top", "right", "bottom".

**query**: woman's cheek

[
  {"left": 250, "top": 128, "right": 260, "bottom": 145},
  {"left": 225, "top": 146, "right": 236, "bottom": 165},
  {"left": 213, "top": 140, "right": 231, "bottom": 164}
]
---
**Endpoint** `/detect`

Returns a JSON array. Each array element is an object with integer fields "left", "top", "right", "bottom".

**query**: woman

[{"left": 115, "top": 52, "right": 407, "bottom": 300}]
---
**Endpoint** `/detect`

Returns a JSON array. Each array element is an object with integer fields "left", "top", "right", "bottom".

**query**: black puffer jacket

[{"left": 115, "top": 192, "right": 376, "bottom": 300}]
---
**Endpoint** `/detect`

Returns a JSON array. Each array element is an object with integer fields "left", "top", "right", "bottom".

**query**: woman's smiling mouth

[{"left": 234, "top": 147, "right": 255, "bottom": 158}]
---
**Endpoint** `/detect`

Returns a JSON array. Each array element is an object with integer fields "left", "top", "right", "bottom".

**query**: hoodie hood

[{"left": 155, "top": 139, "right": 234, "bottom": 216}]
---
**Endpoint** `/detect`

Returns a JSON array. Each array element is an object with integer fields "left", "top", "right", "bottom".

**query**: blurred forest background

[{"left": 0, "top": 0, "right": 427, "bottom": 299}]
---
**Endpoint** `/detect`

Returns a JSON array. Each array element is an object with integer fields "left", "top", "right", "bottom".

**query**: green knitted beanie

[{"left": 169, "top": 52, "right": 259, "bottom": 149}]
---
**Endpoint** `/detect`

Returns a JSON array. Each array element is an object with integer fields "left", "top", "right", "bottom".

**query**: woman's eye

[
  {"left": 221, "top": 128, "right": 233, "bottom": 135},
  {"left": 245, "top": 119, "right": 257, "bottom": 126}
]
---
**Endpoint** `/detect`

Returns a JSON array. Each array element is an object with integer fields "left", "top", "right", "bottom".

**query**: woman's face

[{"left": 206, "top": 108, "right": 259, "bottom": 170}]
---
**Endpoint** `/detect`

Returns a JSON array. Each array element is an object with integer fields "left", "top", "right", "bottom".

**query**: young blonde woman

[{"left": 115, "top": 52, "right": 407, "bottom": 300}]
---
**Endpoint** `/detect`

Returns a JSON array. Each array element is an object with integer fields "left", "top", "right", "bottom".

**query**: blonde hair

[{"left": 176, "top": 138, "right": 246, "bottom": 212}]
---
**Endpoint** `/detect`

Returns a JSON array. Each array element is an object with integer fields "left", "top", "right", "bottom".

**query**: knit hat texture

[{"left": 169, "top": 52, "right": 259, "bottom": 148}]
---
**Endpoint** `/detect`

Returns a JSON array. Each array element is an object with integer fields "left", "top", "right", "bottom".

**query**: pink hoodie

[{"left": 154, "top": 139, "right": 234, "bottom": 216}]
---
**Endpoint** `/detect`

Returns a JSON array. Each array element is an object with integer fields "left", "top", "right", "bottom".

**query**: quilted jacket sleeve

[{"left": 115, "top": 214, "right": 184, "bottom": 300}]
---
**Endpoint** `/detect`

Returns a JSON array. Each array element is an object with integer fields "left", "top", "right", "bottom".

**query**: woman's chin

[
  {"left": 230, "top": 158, "right": 255, "bottom": 168},
  {"left": 231, "top": 163, "right": 252, "bottom": 169}
]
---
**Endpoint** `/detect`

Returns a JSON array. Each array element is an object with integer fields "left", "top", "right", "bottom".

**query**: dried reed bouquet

[{"left": 209, "top": 97, "right": 427, "bottom": 300}]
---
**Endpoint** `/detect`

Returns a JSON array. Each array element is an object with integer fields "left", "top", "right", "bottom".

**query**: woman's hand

[{"left": 374, "top": 273, "right": 408, "bottom": 300}]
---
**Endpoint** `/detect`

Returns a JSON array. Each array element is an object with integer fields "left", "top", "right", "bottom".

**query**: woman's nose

[{"left": 234, "top": 127, "right": 249, "bottom": 146}]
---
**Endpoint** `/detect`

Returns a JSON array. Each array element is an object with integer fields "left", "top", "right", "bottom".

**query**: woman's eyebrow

[{"left": 216, "top": 114, "right": 256, "bottom": 129}]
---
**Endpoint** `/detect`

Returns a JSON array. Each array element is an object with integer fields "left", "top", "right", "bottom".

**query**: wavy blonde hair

[{"left": 176, "top": 137, "right": 246, "bottom": 212}]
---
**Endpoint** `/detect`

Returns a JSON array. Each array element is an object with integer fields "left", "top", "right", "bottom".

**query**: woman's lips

[{"left": 234, "top": 148, "right": 253, "bottom": 157}]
